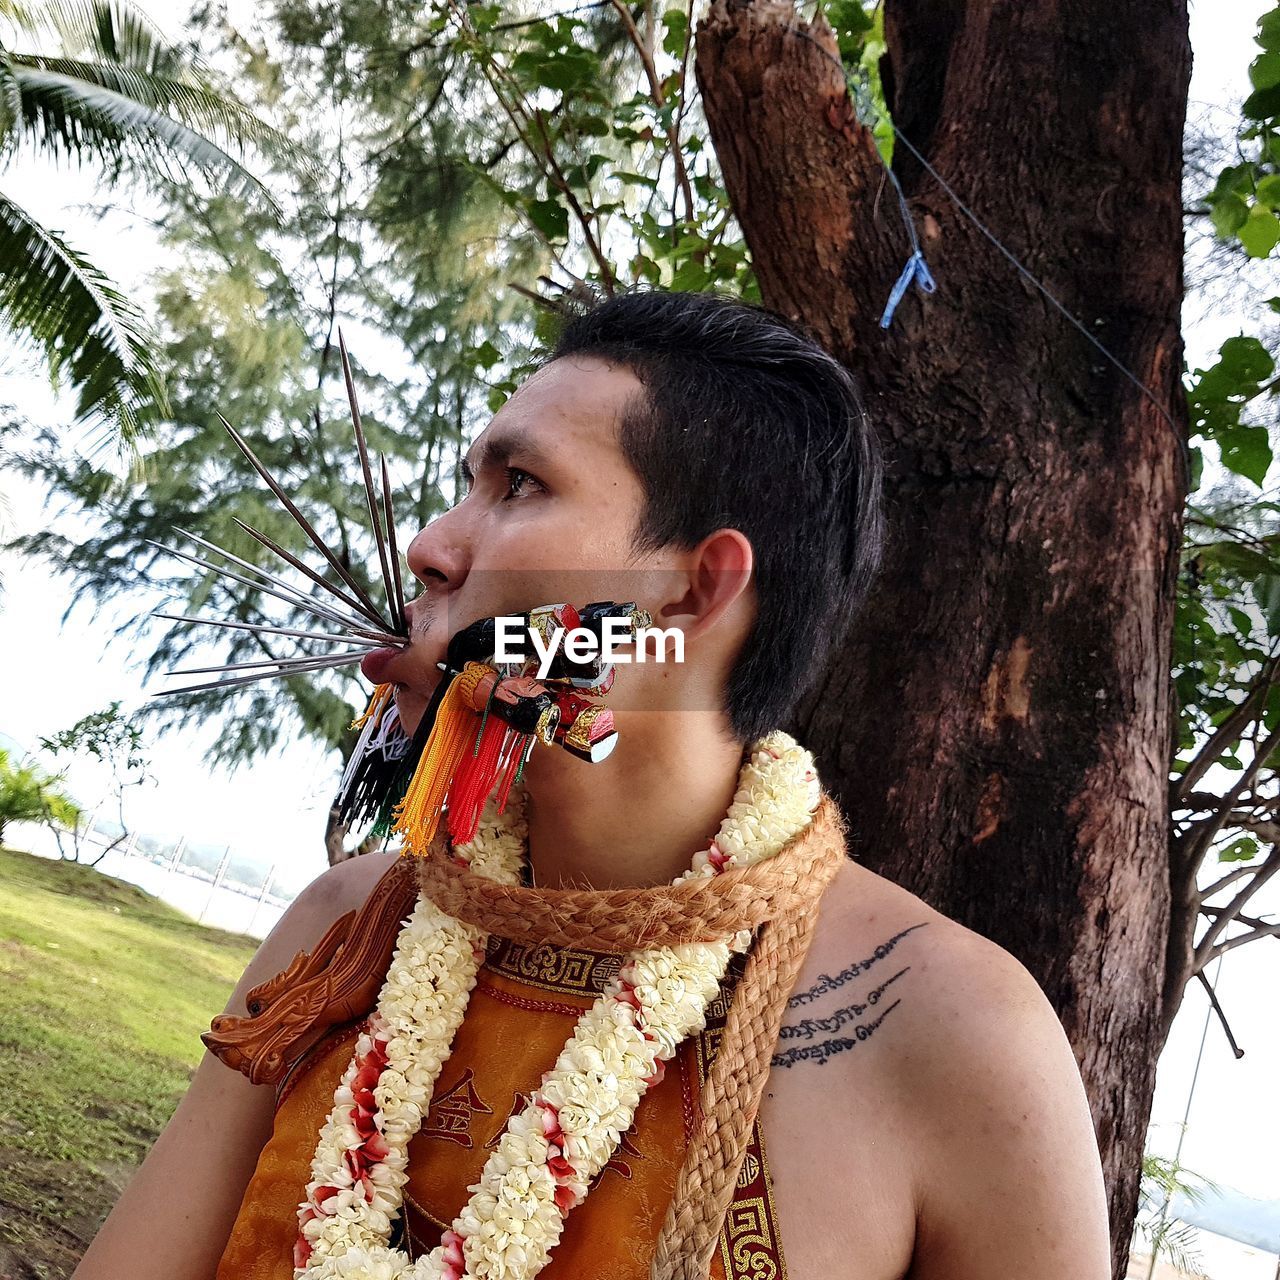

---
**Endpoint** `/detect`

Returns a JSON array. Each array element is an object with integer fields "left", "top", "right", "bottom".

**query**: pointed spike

[
  {"left": 167, "top": 648, "right": 370, "bottom": 676},
  {"left": 147, "top": 539, "right": 388, "bottom": 643},
  {"left": 230, "top": 515, "right": 394, "bottom": 635},
  {"left": 151, "top": 612, "right": 402, "bottom": 648},
  {"left": 380, "top": 454, "right": 408, "bottom": 633},
  {"left": 215, "top": 411, "right": 393, "bottom": 629},
  {"left": 338, "top": 333, "right": 397, "bottom": 631},
  {"left": 167, "top": 526, "right": 381, "bottom": 636},
  {"left": 165, "top": 531, "right": 400, "bottom": 644},
  {"left": 151, "top": 652, "right": 366, "bottom": 698}
]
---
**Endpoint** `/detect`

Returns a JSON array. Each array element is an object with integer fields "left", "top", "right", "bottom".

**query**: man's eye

[{"left": 504, "top": 466, "right": 542, "bottom": 499}]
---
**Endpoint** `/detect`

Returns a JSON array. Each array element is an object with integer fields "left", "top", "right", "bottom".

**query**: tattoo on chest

[{"left": 769, "top": 922, "right": 929, "bottom": 1070}]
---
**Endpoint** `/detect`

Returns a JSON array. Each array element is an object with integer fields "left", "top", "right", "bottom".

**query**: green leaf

[
  {"left": 1258, "top": 173, "right": 1280, "bottom": 208},
  {"left": 1260, "top": 7, "right": 1280, "bottom": 51},
  {"left": 669, "top": 256, "right": 711, "bottom": 292},
  {"left": 0, "top": 190, "right": 168, "bottom": 444},
  {"left": 1244, "top": 81, "right": 1280, "bottom": 122},
  {"left": 612, "top": 170, "right": 660, "bottom": 189},
  {"left": 1252, "top": 50, "right": 1280, "bottom": 90},
  {"left": 1239, "top": 205, "right": 1280, "bottom": 256},
  {"left": 1188, "top": 442, "right": 1203, "bottom": 493},
  {"left": 472, "top": 339, "right": 501, "bottom": 369},
  {"left": 662, "top": 7, "right": 688, "bottom": 58},
  {"left": 1219, "top": 421, "right": 1273, "bottom": 485},
  {"left": 1227, "top": 605, "right": 1255, "bottom": 635},
  {"left": 1253, "top": 570, "right": 1280, "bottom": 637},
  {"left": 1218, "top": 835, "right": 1260, "bottom": 863},
  {"left": 525, "top": 196, "right": 569, "bottom": 242},
  {"left": 1202, "top": 540, "right": 1277, "bottom": 577},
  {"left": 510, "top": 47, "right": 597, "bottom": 93},
  {"left": 823, "top": 0, "right": 874, "bottom": 62},
  {"left": 1219, "top": 334, "right": 1274, "bottom": 383},
  {"left": 1212, "top": 163, "right": 1256, "bottom": 199},
  {"left": 1210, "top": 192, "right": 1249, "bottom": 238}
]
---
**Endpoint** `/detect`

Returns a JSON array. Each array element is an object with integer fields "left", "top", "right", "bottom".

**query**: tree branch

[
  {"left": 1194, "top": 842, "right": 1280, "bottom": 969},
  {"left": 1196, "top": 968, "right": 1245, "bottom": 1059},
  {"left": 608, "top": 0, "right": 695, "bottom": 228},
  {"left": 1200, "top": 861, "right": 1263, "bottom": 902},
  {"left": 1177, "top": 722, "right": 1280, "bottom": 877},
  {"left": 1173, "top": 652, "right": 1280, "bottom": 804}
]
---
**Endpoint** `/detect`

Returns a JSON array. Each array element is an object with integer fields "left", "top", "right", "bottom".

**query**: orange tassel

[
  {"left": 391, "top": 662, "right": 492, "bottom": 857},
  {"left": 349, "top": 681, "right": 393, "bottom": 731}
]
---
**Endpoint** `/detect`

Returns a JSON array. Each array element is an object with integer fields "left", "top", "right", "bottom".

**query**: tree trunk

[{"left": 695, "top": 3, "right": 1191, "bottom": 1275}]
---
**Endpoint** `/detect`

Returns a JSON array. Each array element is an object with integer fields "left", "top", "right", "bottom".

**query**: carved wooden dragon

[{"left": 202, "top": 859, "right": 419, "bottom": 1086}]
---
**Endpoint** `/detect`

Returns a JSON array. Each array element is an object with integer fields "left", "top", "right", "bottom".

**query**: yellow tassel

[
  {"left": 392, "top": 662, "right": 492, "bottom": 857},
  {"left": 350, "top": 681, "right": 393, "bottom": 731}
]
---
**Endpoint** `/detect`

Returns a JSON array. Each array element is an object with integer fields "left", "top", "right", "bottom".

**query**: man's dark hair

[{"left": 543, "top": 286, "right": 886, "bottom": 743}]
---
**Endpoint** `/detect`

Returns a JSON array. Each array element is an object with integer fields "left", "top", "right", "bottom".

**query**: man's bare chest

[{"left": 754, "top": 876, "right": 936, "bottom": 1280}]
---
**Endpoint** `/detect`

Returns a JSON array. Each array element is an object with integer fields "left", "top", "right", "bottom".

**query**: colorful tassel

[
  {"left": 349, "top": 681, "right": 394, "bottom": 731},
  {"left": 446, "top": 711, "right": 513, "bottom": 845},
  {"left": 391, "top": 661, "right": 493, "bottom": 857}
]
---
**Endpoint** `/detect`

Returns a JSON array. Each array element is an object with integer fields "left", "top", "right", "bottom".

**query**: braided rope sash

[
  {"left": 414, "top": 794, "right": 850, "bottom": 1280},
  {"left": 414, "top": 794, "right": 847, "bottom": 951}
]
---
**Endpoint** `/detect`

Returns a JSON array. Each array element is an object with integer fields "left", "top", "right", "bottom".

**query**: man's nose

[{"left": 405, "top": 508, "right": 469, "bottom": 594}]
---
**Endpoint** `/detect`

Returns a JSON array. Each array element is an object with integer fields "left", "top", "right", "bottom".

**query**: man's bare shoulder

[
  {"left": 802, "top": 858, "right": 1094, "bottom": 1104},
  {"left": 805, "top": 856, "right": 1065, "bottom": 1041},
  {"left": 779, "top": 858, "right": 996, "bottom": 1073},
  {"left": 331, "top": 849, "right": 402, "bottom": 911},
  {"left": 267, "top": 850, "right": 402, "bottom": 961},
  {"left": 791, "top": 860, "right": 1110, "bottom": 1278}
]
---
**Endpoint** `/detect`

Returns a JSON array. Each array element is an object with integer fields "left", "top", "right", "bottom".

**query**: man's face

[{"left": 372, "top": 354, "right": 653, "bottom": 735}]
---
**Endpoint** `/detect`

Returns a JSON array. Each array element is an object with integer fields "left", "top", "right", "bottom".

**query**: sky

[{"left": 1, "top": 0, "right": 1278, "bottom": 1246}]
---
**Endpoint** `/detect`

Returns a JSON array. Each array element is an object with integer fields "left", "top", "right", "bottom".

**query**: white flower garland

[{"left": 296, "top": 730, "right": 820, "bottom": 1280}]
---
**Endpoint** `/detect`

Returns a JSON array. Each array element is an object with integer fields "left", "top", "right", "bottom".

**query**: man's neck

[{"left": 521, "top": 713, "right": 747, "bottom": 890}]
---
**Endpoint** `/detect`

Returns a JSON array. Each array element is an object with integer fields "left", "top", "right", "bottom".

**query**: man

[{"left": 76, "top": 289, "right": 1112, "bottom": 1279}]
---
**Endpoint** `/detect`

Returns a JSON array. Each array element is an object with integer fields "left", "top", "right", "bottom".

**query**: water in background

[{"left": 10, "top": 819, "right": 300, "bottom": 941}]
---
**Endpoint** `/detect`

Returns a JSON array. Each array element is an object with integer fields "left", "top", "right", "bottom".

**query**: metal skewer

[
  {"left": 151, "top": 651, "right": 367, "bottom": 698},
  {"left": 152, "top": 612, "right": 405, "bottom": 648},
  {"left": 148, "top": 539, "right": 396, "bottom": 645},
  {"left": 216, "top": 412, "right": 394, "bottom": 631},
  {"left": 381, "top": 454, "right": 408, "bottom": 633},
  {"left": 167, "top": 648, "right": 370, "bottom": 676},
  {"left": 228, "top": 515, "right": 402, "bottom": 637},
  {"left": 168, "top": 526, "right": 387, "bottom": 637},
  {"left": 150, "top": 340, "right": 415, "bottom": 701},
  {"left": 338, "top": 331, "right": 400, "bottom": 635}
]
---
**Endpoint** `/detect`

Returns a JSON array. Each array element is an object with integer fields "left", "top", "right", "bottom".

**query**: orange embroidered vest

[{"left": 216, "top": 933, "right": 789, "bottom": 1280}]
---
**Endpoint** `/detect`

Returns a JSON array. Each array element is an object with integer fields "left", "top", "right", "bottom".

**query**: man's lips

[
  {"left": 360, "top": 645, "right": 407, "bottom": 684},
  {"left": 360, "top": 594, "right": 428, "bottom": 685}
]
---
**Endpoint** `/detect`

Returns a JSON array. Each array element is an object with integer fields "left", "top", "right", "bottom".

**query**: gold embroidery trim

[{"left": 481, "top": 934, "right": 623, "bottom": 997}]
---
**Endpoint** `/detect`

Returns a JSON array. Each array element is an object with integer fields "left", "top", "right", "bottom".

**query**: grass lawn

[{"left": 0, "top": 846, "right": 259, "bottom": 1279}]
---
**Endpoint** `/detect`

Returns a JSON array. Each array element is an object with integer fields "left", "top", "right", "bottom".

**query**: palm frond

[
  {"left": 0, "top": 188, "right": 167, "bottom": 443},
  {"left": 5, "top": 62, "right": 283, "bottom": 211},
  {"left": 0, "top": 1, "right": 172, "bottom": 73},
  {"left": 11, "top": 54, "right": 304, "bottom": 169},
  {"left": 0, "top": 58, "right": 20, "bottom": 137}
]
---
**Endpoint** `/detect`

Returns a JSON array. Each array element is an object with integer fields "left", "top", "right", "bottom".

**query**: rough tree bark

[{"left": 695, "top": 2, "right": 1191, "bottom": 1274}]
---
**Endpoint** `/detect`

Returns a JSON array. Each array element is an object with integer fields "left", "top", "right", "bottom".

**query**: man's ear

[{"left": 653, "top": 527, "right": 754, "bottom": 644}]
